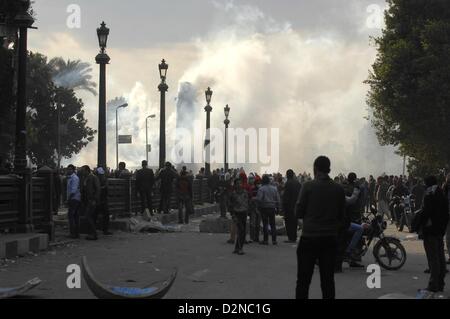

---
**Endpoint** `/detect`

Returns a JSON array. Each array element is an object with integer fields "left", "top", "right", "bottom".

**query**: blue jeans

[{"left": 346, "top": 223, "right": 364, "bottom": 253}]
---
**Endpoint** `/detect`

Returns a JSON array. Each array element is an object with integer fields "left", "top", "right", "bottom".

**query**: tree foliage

[
  {"left": 48, "top": 57, "right": 97, "bottom": 96},
  {"left": 0, "top": 51, "right": 96, "bottom": 167},
  {"left": 26, "top": 53, "right": 96, "bottom": 167},
  {"left": 367, "top": 0, "right": 450, "bottom": 176}
]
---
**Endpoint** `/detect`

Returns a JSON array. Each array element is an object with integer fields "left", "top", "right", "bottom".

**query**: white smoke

[
  {"left": 173, "top": 1, "right": 403, "bottom": 176},
  {"left": 61, "top": 1, "right": 403, "bottom": 176}
]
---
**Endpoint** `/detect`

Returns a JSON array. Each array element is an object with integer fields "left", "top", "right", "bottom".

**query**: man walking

[
  {"left": 377, "top": 175, "right": 391, "bottom": 220},
  {"left": 208, "top": 170, "right": 220, "bottom": 203},
  {"left": 136, "top": 160, "right": 155, "bottom": 219},
  {"left": 176, "top": 170, "right": 193, "bottom": 224},
  {"left": 295, "top": 156, "right": 346, "bottom": 299},
  {"left": 256, "top": 175, "right": 281, "bottom": 245},
  {"left": 81, "top": 165, "right": 101, "bottom": 240},
  {"left": 229, "top": 178, "right": 249, "bottom": 255},
  {"left": 66, "top": 165, "right": 81, "bottom": 239},
  {"left": 156, "top": 162, "right": 178, "bottom": 214},
  {"left": 283, "top": 169, "right": 301, "bottom": 243}
]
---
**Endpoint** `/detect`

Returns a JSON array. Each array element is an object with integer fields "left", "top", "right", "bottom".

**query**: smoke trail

[{"left": 174, "top": 82, "right": 200, "bottom": 168}]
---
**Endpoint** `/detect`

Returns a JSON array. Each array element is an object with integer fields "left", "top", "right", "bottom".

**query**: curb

[{"left": 0, "top": 233, "right": 49, "bottom": 259}]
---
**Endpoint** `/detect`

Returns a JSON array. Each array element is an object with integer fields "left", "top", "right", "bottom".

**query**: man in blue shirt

[{"left": 67, "top": 164, "right": 81, "bottom": 238}]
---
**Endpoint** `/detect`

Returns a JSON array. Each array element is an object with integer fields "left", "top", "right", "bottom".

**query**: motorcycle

[
  {"left": 352, "top": 212, "right": 407, "bottom": 270},
  {"left": 391, "top": 195, "right": 416, "bottom": 233}
]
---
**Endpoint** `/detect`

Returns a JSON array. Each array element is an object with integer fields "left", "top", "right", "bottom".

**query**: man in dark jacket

[
  {"left": 419, "top": 175, "right": 449, "bottom": 294},
  {"left": 229, "top": 178, "right": 249, "bottom": 255},
  {"left": 295, "top": 156, "right": 346, "bottom": 299},
  {"left": 156, "top": 162, "right": 178, "bottom": 214},
  {"left": 208, "top": 170, "right": 220, "bottom": 203},
  {"left": 283, "top": 169, "right": 301, "bottom": 243},
  {"left": 412, "top": 178, "right": 425, "bottom": 210},
  {"left": 176, "top": 170, "right": 193, "bottom": 224},
  {"left": 95, "top": 167, "right": 112, "bottom": 235},
  {"left": 136, "top": 160, "right": 155, "bottom": 218},
  {"left": 81, "top": 165, "right": 101, "bottom": 240}
]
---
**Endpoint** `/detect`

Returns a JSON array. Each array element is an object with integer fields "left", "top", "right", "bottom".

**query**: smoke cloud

[{"left": 56, "top": 1, "right": 402, "bottom": 176}]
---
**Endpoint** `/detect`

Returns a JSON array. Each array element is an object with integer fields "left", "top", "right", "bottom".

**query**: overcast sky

[
  {"left": 32, "top": 0, "right": 385, "bottom": 47},
  {"left": 28, "top": 0, "right": 403, "bottom": 175}
]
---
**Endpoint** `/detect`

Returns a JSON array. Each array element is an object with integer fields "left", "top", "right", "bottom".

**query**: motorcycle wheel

[{"left": 373, "top": 237, "right": 407, "bottom": 271}]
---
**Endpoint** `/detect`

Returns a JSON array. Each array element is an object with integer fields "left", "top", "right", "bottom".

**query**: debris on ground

[
  {"left": 188, "top": 269, "right": 210, "bottom": 282},
  {"left": 129, "top": 217, "right": 181, "bottom": 233}
]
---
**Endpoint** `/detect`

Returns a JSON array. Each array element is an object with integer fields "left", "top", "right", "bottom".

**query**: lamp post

[
  {"left": 224, "top": 105, "right": 230, "bottom": 172},
  {"left": 96, "top": 21, "right": 110, "bottom": 169},
  {"left": 4, "top": 0, "right": 35, "bottom": 233},
  {"left": 115, "top": 103, "right": 128, "bottom": 169},
  {"left": 146, "top": 114, "right": 156, "bottom": 164},
  {"left": 158, "top": 59, "right": 168, "bottom": 168},
  {"left": 204, "top": 87, "right": 213, "bottom": 176},
  {"left": 12, "top": 2, "right": 34, "bottom": 171}
]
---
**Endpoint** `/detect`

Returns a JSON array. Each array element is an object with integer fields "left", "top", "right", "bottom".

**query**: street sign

[
  {"left": 147, "top": 144, "right": 152, "bottom": 152},
  {"left": 118, "top": 135, "right": 132, "bottom": 144}
]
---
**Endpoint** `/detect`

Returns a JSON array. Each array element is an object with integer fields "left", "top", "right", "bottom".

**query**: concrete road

[{"left": 0, "top": 217, "right": 447, "bottom": 299}]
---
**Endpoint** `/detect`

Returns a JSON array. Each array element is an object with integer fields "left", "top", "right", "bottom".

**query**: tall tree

[
  {"left": 48, "top": 57, "right": 97, "bottom": 96},
  {"left": 26, "top": 53, "right": 96, "bottom": 167},
  {"left": 366, "top": 0, "right": 450, "bottom": 176}
]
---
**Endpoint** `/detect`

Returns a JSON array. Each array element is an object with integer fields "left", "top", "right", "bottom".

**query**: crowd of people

[
  {"left": 203, "top": 159, "right": 450, "bottom": 299},
  {"left": 2, "top": 155, "right": 450, "bottom": 299}
]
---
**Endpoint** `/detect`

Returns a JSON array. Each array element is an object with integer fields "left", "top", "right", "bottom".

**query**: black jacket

[
  {"left": 421, "top": 186, "right": 449, "bottom": 237},
  {"left": 283, "top": 178, "right": 301, "bottom": 214},
  {"left": 136, "top": 168, "right": 155, "bottom": 191},
  {"left": 208, "top": 174, "right": 219, "bottom": 190},
  {"left": 82, "top": 173, "right": 100, "bottom": 204},
  {"left": 156, "top": 167, "right": 178, "bottom": 191},
  {"left": 296, "top": 174, "right": 346, "bottom": 238}
]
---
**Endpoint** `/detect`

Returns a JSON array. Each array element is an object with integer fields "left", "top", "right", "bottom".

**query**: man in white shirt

[{"left": 66, "top": 164, "right": 81, "bottom": 238}]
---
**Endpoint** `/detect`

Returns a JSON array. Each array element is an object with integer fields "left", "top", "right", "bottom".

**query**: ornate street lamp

[
  {"left": 96, "top": 21, "right": 111, "bottom": 169},
  {"left": 158, "top": 59, "right": 169, "bottom": 168},
  {"left": 97, "top": 21, "right": 109, "bottom": 52},
  {"left": 13, "top": 1, "right": 34, "bottom": 171},
  {"left": 5, "top": 0, "right": 35, "bottom": 232},
  {"left": 204, "top": 87, "right": 213, "bottom": 176},
  {"left": 224, "top": 105, "right": 230, "bottom": 172}
]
